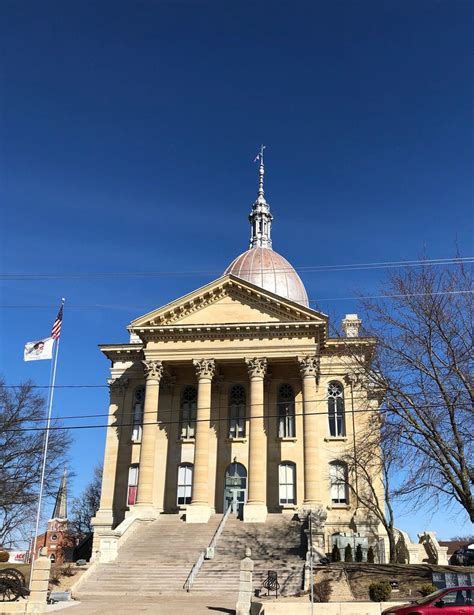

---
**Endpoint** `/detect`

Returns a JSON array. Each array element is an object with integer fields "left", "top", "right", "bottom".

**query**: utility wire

[
  {"left": 1, "top": 256, "right": 471, "bottom": 281},
  {"left": 1, "top": 404, "right": 434, "bottom": 433},
  {"left": 5, "top": 400, "right": 471, "bottom": 425},
  {"left": 0, "top": 290, "right": 471, "bottom": 310}
]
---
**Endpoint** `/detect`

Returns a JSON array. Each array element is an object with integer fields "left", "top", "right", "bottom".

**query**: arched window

[
  {"left": 279, "top": 462, "right": 296, "bottom": 505},
  {"left": 180, "top": 386, "right": 197, "bottom": 439},
  {"left": 278, "top": 384, "right": 295, "bottom": 438},
  {"left": 127, "top": 464, "right": 139, "bottom": 506},
  {"left": 328, "top": 382, "right": 345, "bottom": 437},
  {"left": 228, "top": 385, "right": 246, "bottom": 438},
  {"left": 177, "top": 463, "right": 193, "bottom": 506},
  {"left": 329, "top": 461, "right": 348, "bottom": 504},
  {"left": 50, "top": 554, "right": 56, "bottom": 563},
  {"left": 131, "top": 386, "right": 145, "bottom": 442}
]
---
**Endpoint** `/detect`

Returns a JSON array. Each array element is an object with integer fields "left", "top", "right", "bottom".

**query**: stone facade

[{"left": 92, "top": 274, "right": 384, "bottom": 553}]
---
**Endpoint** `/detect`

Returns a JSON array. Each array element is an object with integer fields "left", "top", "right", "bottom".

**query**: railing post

[{"left": 236, "top": 547, "right": 254, "bottom": 615}]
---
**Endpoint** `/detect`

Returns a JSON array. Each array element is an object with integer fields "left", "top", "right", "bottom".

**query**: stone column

[
  {"left": 186, "top": 358, "right": 216, "bottom": 523},
  {"left": 243, "top": 357, "right": 268, "bottom": 523},
  {"left": 135, "top": 359, "right": 163, "bottom": 518},
  {"left": 299, "top": 355, "right": 322, "bottom": 507},
  {"left": 91, "top": 377, "right": 127, "bottom": 551}
]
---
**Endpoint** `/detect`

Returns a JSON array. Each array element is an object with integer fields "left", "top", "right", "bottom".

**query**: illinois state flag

[{"left": 24, "top": 337, "right": 54, "bottom": 361}]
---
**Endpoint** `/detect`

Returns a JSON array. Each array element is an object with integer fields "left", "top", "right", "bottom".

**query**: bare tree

[
  {"left": 0, "top": 378, "right": 71, "bottom": 548},
  {"left": 342, "top": 416, "right": 400, "bottom": 563},
  {"left": 355, "top": 260, "right": 473, "bottom": 522},
  {"left": 70, "top": 465, "right": 102, "bottom": 538}
]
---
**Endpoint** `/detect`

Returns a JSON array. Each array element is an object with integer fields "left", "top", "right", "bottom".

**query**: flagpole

[{"left": 29, "top": 298, "right": 65, "bottom": 588}]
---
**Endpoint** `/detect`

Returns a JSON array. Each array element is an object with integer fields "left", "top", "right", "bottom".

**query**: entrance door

[
  {"left": 224, "top": 488, "right": 246, "bottom": 515},
  {"left": 224, "top": 463, "right": 247, "bottom": 518}
]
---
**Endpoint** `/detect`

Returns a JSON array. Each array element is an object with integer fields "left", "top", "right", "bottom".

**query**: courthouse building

[{"left": 92, "top": 154, "right": 383, "bottom": 552}]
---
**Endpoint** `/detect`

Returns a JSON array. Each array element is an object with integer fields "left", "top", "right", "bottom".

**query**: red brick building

[{"left": 31, "top": 469, "right": 75, "bottom": 564}]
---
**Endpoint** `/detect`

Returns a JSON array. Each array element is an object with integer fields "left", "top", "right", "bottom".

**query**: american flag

[{"left": 51, "top": 304, "right": 63, "bottom": 339}]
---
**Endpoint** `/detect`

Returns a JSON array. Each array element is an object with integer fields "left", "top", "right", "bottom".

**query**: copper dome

[{"left": 224, "top": 247, "right": 309, "bottom": 307}]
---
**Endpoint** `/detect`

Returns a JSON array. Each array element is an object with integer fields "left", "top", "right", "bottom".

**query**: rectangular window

[
  {"left": 229, "top": 405, "right": 245, "bottom": 438},
  {"left": 131, "top": 402, "right": 143, "bottom": 442},
  {"left": 177, "top": 465, "right": 193, "bottom": 506},
  {"left": 279, "top": 463, "right": 295, "bottom": 505},
  {"left": 330, "top": 463, "right": 347, "bottom": 504},
  {"left": 127, "top": 465, "right": 139, "bottom": 506},
  {"left": 278, "top": 407, "right": 295, "bottom": 438}
]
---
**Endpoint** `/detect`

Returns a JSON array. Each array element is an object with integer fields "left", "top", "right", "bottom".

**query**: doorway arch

[{"left": 224, "top": 462, "right": 247, "bottom": 516}]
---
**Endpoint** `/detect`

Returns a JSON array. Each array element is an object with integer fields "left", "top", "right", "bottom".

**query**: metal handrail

[
  {"left": 183, "top": 505, "right": 232, "bottom": 592},
  {"left": 209, "top": 504, "right": 232, "bottom": 551}
]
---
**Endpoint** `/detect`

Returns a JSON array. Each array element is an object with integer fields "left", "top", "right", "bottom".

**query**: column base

[
  {"left": 130, "top": 504, "right": 160, "bottom": 521},
  {"left": 186, "top": 504, "right": 212, "bottom": 524},
  {"left": 243, "top": 503, "right": 267, "bottom": 523}
]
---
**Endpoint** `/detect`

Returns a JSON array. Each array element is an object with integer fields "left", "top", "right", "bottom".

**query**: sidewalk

[{"left": 52, "top": 595, "right": 236, "bottom": 615}]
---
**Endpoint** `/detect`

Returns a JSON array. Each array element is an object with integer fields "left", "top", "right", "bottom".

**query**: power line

[
  {"left": 0, "top": 289, "right": 471, "bottom": 310},
  {"left": 5, "top": 400, "right": 470, "bottom": 425},
  {"left": 0, "top": 404, "right": 442, "bottom": 433},
  {"left": 1, "top": 256, "right": 471, "bottom": 281}
]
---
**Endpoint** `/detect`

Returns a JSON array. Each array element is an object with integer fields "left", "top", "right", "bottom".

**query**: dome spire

[{"left": 249, "top": 144, "right": 273, "bottom": 249}]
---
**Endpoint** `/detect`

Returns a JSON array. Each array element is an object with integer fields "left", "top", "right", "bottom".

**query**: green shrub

[
  {"left": 369, "top": 581, "right": 392, "bottom": 602},
  {"left": 331, "top": 544, "right": 341, "bottom": 562},
  {"left": 0, "top": 550, "right": 9, "bottom": 563},
  {"left": 367, "top": 546, "right": 375, "bottom": 564},
  {"left": 419, "top": 584, "right": 438, "bottom": 597},
  {"left": 355, "top": 543, "right": 363, "bottom": 562},
  {"left": 312, "top": 579, "right": 332, "bottom": 602},
  {"left": 344, "top": 544, "right": 353, "bottom": 562}
]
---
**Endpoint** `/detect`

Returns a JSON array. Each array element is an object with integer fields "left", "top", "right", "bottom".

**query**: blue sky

[{"left": 1, "top": 1, "right": 472, "bottom": 539}]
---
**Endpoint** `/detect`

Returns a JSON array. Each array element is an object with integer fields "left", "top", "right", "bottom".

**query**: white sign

[{"left": 8, "top": 551, "right": 27, "bottom": 563}]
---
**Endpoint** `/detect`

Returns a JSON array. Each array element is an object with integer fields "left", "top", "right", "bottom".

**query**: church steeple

[
  {"left": 51, "top": 468, "right": 68, "bottom": 521},
  {"left": 249, "top": 145, "right": 273, "bottom": 249}
]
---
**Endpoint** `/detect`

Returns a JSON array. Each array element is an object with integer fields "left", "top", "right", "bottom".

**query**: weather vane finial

[{"left": 254, "top": 144, "right": 266, "bottom": 197}]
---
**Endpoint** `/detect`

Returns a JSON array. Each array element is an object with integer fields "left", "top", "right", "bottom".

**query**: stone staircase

[
  {"left": 75, "top": 513, "right": 306, "bottom": 599},
  {"left": 192, "top": 513, "right": 305, "bottom": 596},
  {"left": 74, "top": 514, "right": 221, "bottom": 599}
]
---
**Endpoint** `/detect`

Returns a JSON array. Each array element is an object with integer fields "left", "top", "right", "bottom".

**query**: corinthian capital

[
  {"left": 298, "top": 355, "right": 320, "bottom": 378},
  {"left": 107, "top": 377, "right": 129, "bottom": 399},
  {"left": 245, "top": 357, "right": 268, "bottom": 379},
  {"left": 193, "top": 358, "right": 216, "bottom": 380},
  {"left": 142, "top": 360, "right": 164, "bottom": 381}
]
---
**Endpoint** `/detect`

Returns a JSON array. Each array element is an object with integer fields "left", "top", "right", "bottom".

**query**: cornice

[
  {"left": 133, "top": 322, "right": 321, "bottom": 342},
  {"left": 99, "top": 344, "right": 144, "bottom": 361}
]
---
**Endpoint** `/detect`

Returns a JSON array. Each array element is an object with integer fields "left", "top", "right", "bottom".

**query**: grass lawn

[{"left": 339, "top": 562, "right": 474, "bottom": 601}]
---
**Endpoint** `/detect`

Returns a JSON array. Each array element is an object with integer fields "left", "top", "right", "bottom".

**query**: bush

[
  {"left": 344, "top": 544, "right": 353, "bottom": 562},
  {"left": 312, "top": 579, "right": 332, "bottom": 603},
  {"left": 369, "top": 581, "right": 392, "bottom": 602},
  {"left": 49, "top": 565, "right": 62, "bottom": 587},
  {"left": 419, "top": 584, "right": 438, "bottom": 597},
  {"left": 331, "top": 544, "right": 341, "bottom": 562},
  {"left": 367, "top": 546, "right": 375, "bottom": 564},
  {"left": 355, "top": 543, "right": 363, "bottom": 562},
  {"left": 61, "top": 564, "right": 76, "bottom": 578},
  {"left": 0, "top": 550, "right": 9, "bottom": 563}
]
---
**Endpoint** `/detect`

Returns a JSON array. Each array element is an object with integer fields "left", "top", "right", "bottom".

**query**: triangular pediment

[{"left": 129, "top": 274, "right": 327, "bottom": 330}]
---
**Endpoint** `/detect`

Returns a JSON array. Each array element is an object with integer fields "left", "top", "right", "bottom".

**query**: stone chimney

[{"left": 342, "top": 314, "right": 362, "bottom": 338}]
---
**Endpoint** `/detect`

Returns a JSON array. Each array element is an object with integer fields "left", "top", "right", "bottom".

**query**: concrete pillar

[
  {"left": 236, "top": 547, "right": 254, "bottom": 615},
  {"left": 299, "top": 355, "right": 322, "bottom": 507},
  {"left": 135, "top": 360, "right": 163, "bottom": 517},
  {"left": 243, "top": 358, "right": 267, "bottom": 523},
  {"left": 91, "top": 377, "right": 128, "bottom": 549},
  {"left": 186, "top": 359, "right": 215, "bottom": 523},
  {"left": 28, "top": 552, "right": 51, "bottom": 606}
]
